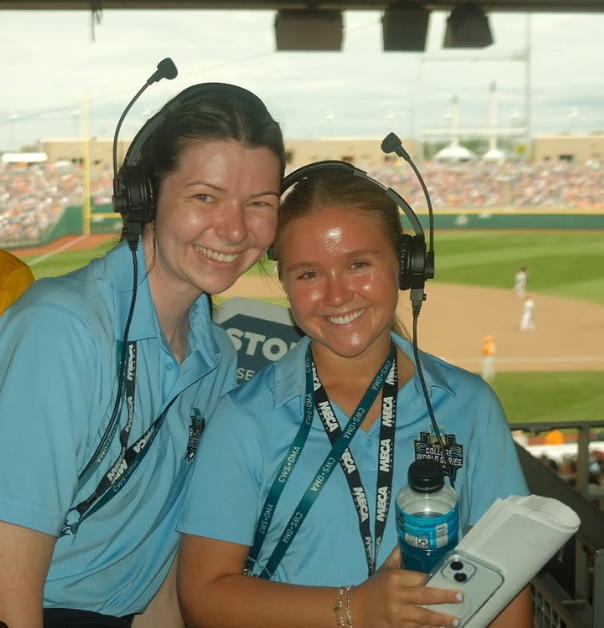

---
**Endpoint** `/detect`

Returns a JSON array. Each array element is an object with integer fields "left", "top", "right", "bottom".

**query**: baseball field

[{"left": 12, "top": 229, "right": 604, "bottom": 426}]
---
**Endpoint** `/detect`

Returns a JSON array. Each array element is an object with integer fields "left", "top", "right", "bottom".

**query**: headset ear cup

[
  {"left": 399, "top": 233, "right": 412, "bottom": 291},
  {"left": 141, "top": 166, "right": 156, "bottom": 224},
  {"left": 113, "top": 166, "right": 129, "bottom": 216},
  {"left": 118, "top": 165, "right": 156, "bottom": 226}
]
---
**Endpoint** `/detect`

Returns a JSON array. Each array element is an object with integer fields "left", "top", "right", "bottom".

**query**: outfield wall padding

[
  {"left": 73, "top": 205, "right": 604, "bottom": 232},
  {"left": 4, "top": 204, "right": 122, "bottom": 250},
  {"left": 409, "top": 210, "right": 604, "bottom": 230},
  {"left": 4, "top": 206, "right": 604, "bottom": 251}
]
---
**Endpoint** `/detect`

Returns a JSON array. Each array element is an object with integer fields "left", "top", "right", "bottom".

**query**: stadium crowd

[
  {"left": 0, "top": 162, "right": 83, "bottom": 245},
  {"left": 1, "top": 159, "right": 603, "bottom": 246},
  {"left": 539, "top": 450, "right": 604, "bottom": 503},
  {"left": 367, "top": 159, "right": 604, "bottom": 210},
  {"left": 524, "top": 430, "right": 604, "bottom": 499}
]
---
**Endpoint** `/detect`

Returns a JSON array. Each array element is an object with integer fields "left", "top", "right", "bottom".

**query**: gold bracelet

[
  {"left": 334, "top": 586, "right": 346, "bottom": 628},
  {"left": 344, "top": 586, "right": 353, "bottom": 628}
]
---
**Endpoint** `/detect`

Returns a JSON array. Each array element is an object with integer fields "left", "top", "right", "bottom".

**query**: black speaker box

[
  {"left": 275, "top": 9, "right": 343, "bottom": 51},
  {"left": 382, "top": 5, "right": 430, "bottom": 52}
]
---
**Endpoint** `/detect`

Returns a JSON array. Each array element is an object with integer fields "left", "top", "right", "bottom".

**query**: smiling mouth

[
  {"left": 194, "top": 245, "right": 240, "bottom": 263},
  {"left": 325, "top": 308, "right": 366, "bottom": 325}
]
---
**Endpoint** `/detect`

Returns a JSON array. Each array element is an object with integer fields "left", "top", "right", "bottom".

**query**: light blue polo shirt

[
  {"left": 179, "top": 333, "right": 528, "bottom": 585},
  {"left": 0, "top": 240, "right": 237, "bottom": 615}
]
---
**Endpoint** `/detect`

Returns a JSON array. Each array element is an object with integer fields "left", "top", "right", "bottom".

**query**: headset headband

[
  {"left": 124, "top": 82, "right": 270, "bottom": 167},
  {"left": 271, "top": 159, "right": 433, "bottom": 315},
  {"left": 281, "top": 160, "right": 425, "bottom": 239}
]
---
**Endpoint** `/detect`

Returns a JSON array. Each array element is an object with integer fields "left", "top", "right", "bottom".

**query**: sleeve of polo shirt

[
  {"left": 179, "top": 390, "right": 262, "bottom": 546},
  {"left": 0, "top": 304, "right": 98, "bottom": 536},
  {"left": 466, "top": 382, "right": 529, "bottom": 526}
]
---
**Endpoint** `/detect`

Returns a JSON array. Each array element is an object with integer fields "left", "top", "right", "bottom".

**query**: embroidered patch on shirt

[{"left": 413, "top": 427, "right": 464, "bottom": 481}]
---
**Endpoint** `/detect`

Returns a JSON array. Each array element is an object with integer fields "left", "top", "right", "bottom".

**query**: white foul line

[
  {"left": 28, "top": 235, "right": 88, "bottom": 266},
  {"left": 446, "top": 356, "right": 604, "bottom": 365}
]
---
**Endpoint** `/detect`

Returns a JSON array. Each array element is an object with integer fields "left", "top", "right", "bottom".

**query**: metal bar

[
  {"left": 532, "top": 571, "right": 591, "bottom": 628},
  {"left": 594, "top": 549, "right": 604, "bottom": 628},
  {"left": 510, "top": 421, "right": 604, "bottom": 432},
  {"left": 575, "top": 540, "right": 590, "bottom": 606},
  {"left": 575, "top": 426, "right": 590, "bottom": 496},
  {"left": 1, "top": 1, "right": 604, "bottom": 12}
]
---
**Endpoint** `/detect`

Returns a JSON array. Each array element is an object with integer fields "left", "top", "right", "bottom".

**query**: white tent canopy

[
  {"left": 433, "top": 143, "right": 477, "bottom": 163},
  {"left": 1, "top": 152, "right": 48, "bottom": 164},
  {"left": 483, "top": 148, "right": 507, "bottom": 162}
]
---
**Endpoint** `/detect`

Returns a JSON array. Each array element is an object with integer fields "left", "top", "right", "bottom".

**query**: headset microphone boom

[
  {"left": 80, "top": 58, "right": 179, "bottom": 487},
  {"left": 112, "top": 57, "right": 178, "bottom": 246}
]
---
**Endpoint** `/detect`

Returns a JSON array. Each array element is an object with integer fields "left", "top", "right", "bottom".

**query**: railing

[{"left": 509, "top": 420, "right": 604, "bottom": 628}]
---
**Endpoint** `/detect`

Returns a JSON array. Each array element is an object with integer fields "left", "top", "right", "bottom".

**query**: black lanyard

[
  {"left": 245, "top": 342, "right": 397, "bottom": 579},
  {"left": 76, "top": 341, "right": 134, "bottom": 490},
  {"left": 315, "top": 356, "right": 397, "bottom": 576},
  {"left": 61, "top": 342, "right": 175, "bottom": 537}
]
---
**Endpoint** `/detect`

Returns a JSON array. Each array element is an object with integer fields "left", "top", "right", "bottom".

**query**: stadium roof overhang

[
  {"left": 3, "top": 1, "right": 600, "bottom": 52},
  {"left": 1, "top": 1, "right": 603, "bottom": 11}
]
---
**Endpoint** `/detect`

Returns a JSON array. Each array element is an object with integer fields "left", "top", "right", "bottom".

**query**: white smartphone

[{"left": 422, "top": 550, "right": 504, "bottom": 627}]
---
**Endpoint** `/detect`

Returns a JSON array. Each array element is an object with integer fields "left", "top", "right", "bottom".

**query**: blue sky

[{"left": 1, "top": 8, "right": 603, "bottom": 149}]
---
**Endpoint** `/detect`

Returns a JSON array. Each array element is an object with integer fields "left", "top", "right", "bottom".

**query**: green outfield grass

[
  {"left": 491, "top": 371, "right": 604, "bottom": 423},
  {"left": 429, "top": 231, "right": 604, "bottom": 306},
  {"left": 25, "top": 248, "right": 112, "bottom": 279}
]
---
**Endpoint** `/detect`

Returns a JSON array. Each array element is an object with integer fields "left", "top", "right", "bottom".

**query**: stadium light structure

[
  {"left": 443, "top": 1, "right": 494, "bottom": 48},
  {"left": 274, "top": 9, "right": 343, "bottom": 51},
  {"left": 382, "top": 1, "right": 431, "bottom": 52}
]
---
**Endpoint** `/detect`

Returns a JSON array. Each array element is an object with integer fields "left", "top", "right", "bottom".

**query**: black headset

[
  {"left": 89, "top": 61, "right": 277, "bottom": 501},
  {"left": 270, "top": 140, "right": 454, "bottom": 483},
  {"left": 112, "top": 80, "right": 271, "bottom": 242},
  {"left": 268, "top": 136, "right": 435, "bottom": 316}
]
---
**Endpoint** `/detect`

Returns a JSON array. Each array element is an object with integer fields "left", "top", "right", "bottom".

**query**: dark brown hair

[{"left": 138, "top": 84, "right": 286, "bottom": 194}]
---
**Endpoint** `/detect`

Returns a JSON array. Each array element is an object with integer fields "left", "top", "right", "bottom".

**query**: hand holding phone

[{"left": 422, "top": 550, "right": 504, "bottom": 627}]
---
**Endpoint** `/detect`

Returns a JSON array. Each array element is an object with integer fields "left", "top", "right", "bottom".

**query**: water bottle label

[{"left": 396, "top": 504, "right": 459, "bottom": 550}]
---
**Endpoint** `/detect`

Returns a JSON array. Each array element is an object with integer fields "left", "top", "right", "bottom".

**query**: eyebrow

[
  {"left": 184, "top": 181, "right": 280, "bottom": 198},
  {"left": 284, "top": 261, "right": 316, "bottom": 274},
  {"left": 284, "top": 248, "right": 380, "bottom": 273},
  {"left": 251, "top": 190, "right": 280, "bottom": 198},
  {"left": 184, "top": 180, "right": 225, "bottom": 191}
]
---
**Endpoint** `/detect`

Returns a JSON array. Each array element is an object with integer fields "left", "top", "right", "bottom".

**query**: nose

[
  {"left": 216, "top": 201, "right": 248, "bottom": 244},
  {"left": 324, "top": 272, "right": 353, "bottom": 307}
]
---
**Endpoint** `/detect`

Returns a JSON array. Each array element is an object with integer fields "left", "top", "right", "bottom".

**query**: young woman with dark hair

[{"left": 0, "top": 82, "right": 284, "bottom": 628}]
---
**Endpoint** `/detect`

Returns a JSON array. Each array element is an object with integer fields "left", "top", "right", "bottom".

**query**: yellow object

[{"left": 0, "top": 250, "right": 35, "bottom": 317}]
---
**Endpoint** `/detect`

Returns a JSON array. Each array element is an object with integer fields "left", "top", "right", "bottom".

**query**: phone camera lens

[
  {"left": 451, "top": 561, "right": 464, "bottom": 571},
  {"left": 454, "top": 573, "right": 468, "bottom": 583}
]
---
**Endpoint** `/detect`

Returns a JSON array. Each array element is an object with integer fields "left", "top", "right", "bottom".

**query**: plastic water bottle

[{"left": 395, "top": 459, "right": 459, "bottom": 573}]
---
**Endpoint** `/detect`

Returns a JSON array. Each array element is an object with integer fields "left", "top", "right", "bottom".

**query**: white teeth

[
  {"left": 326, "top": 309, "right": 365, "bottom": 325},
  {"left": 194, "top": 245, "right": 239, "bottom": 263}
]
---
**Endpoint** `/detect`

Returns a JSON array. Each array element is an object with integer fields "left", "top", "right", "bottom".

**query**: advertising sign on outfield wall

[{"left": 215, "top": 297, "right": 304, "bottom": 385}]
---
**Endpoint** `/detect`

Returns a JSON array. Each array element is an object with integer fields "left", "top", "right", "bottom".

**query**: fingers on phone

[
  {"left": 416, "top": 604, "right": 460, "bottom": 627},
  {"left": 424, "top": 587, "right": 464, "bottom": 604},
  {"left": 419, "top": 588, "right": 463, "bottom": 626}
]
